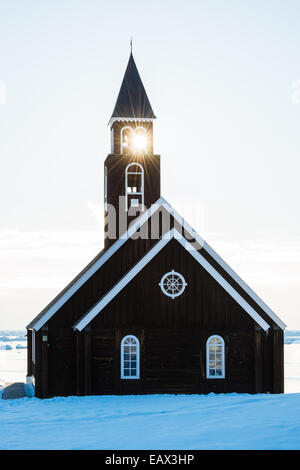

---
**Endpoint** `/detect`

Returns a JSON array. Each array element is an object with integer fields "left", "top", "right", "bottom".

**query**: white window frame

[
  {"left": 121, "top": 126, "right": 148, "bottom": 154},
  {"left": 206, "top": 335, "right": 225, "bottom": 379},
  {"left": 130, "top": 198, "right": 139, "bottom": 207},
  {"left": 120, "top": 335, "right": 140, "bottom": 379},
  {"left": 120, "top": 126, "right": 134, "bottom": 154},
  {"left": 125, "top": 162, "right": 144, "bottom": 212},
  {"left": 104, "top": 166, "right": 108, "bottom": 212},
  {"left": 132, "top": 127, "right": 148, "bottom": 153},
  {"left": 111, "top": 127, "right": 114, "bottom": 153},
  {"left": 135, "top": 126, "right": 147, "bottom": 134},
  {"left": 159, "top": 270, "right": 187, "bottom": 299}
]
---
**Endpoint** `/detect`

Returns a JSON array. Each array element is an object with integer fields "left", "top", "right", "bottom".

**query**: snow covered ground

[
  {"left": 1, "top": 393, "right": 300, "bottom": 449},
  {"left": 0, "top": 331, "right": 300, "bottom": 449},
  {"left": 285, "top": 344, "right": 300, "bottom": 393}
]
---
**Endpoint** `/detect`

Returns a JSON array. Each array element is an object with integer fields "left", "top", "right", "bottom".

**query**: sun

[{"left": 132, "top": 134, "right": 148, "bottom": 152}]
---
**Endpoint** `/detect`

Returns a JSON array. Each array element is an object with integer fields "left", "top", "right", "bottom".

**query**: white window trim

[
  {"left": 121, "top": 126, "right": 148, "bottom": 154},
  {"left": 120, "top": 126, "right": 134, "bottom": 154},
  {"left": 206, "top": 335, "right": 225, "bottom": 379},
  {"left": 104, "top": 166, "right": 108, "bottom": 212},
  {"left": 134, "top": 126, "right": 147, "bottom": 134},
  {"left": 121, "top": 335, "right": 140, "bottom": 379},
  {"left": 111, "top": 127, "right": 114, "bottom": 153},
  {"left": 125, "top": 162, "right": 144, "bottom": 212},
  {"left": 159, "top": 269, "right": 187, "bottom": 299}
]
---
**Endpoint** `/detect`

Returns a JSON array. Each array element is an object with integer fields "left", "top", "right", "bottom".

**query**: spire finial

[{"left": 130, "top": 37, "right": 133, "bottom": 54}]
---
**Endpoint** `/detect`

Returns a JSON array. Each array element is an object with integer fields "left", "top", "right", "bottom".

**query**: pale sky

[{"left": 0, "top": 0, "right": 300, "bottom": 329}]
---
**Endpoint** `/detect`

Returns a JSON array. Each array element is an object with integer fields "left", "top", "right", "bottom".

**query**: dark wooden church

[{"left": 26, "top": 52, "right": 286, "bottom": 398}]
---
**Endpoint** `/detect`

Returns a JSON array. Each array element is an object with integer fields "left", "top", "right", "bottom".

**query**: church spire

[
  {"left": 110, "top": 52, "right": 156, "bottom": 123},
  {"left": 105, "top": 50, "right": 160, "bottom": 248}
]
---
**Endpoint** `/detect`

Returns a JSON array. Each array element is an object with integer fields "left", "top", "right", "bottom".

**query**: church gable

[
  {"left": 28, "top": 197, "right": 285, "bottom": 332},
  {"left": 27, "top": 199, "right": 166, "bottom": 330},
  {"left": 74, "top": 229, "right": 270, "bottom": 332}
]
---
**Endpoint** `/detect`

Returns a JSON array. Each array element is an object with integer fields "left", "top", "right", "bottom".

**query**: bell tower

[{"left": 104, "top": 52, "right": 161, "bottom": 248}]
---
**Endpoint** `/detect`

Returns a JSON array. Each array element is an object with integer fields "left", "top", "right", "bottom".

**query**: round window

[{"left": 159, "top": 270, "right": 187, "bottom": 299}]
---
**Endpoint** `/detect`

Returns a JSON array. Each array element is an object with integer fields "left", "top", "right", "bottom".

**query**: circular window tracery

[{"left": 159, "top": 270, "right": 187, "bottom": 299}]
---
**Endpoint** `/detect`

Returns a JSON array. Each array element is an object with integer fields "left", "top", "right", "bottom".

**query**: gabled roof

[
  {"left": 27, "top": 199, "right": 165, "bottom": 331},
  {"left": 26, "top": 248, "right": 104, "bottom": 330},
  {"left": 27, "top": 197, "right": 286, "bottom": 331},
  {"left": 73, "top": 228, "right": 270, "bottom": 332},
  {"left": 110, "top": 53, "right": 156, "bottom": 123},
  {"left": 160, "top": 200, "right": 286, "bottom": 330}
]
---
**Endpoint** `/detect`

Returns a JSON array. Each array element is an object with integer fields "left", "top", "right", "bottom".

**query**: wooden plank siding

[
  {"left": 32, "top": 222, "right": 283, "bottom": 397},
  {"left": 104, "top": 149, "right": 161, "bottom": 250},
  {"left": 76, "top": 331, "right": 84, "bottom": 395},
  {"left": 46, "top": 327, "right": 76, "bottom": 397},
  {"left": 87, "top": 327, "right": 259, "bottom": 395},
  {"left": 254, "top": 327, "right": 263, "bottom": 393},
  {"left": 273, "top": 328, "right": 284, "bottom": 393},
  {"left": 84, "top": 328, "right": 92, "bottom": 395},
  {"left": 84, "top": 239, "right": 266, "bottom": 395}
]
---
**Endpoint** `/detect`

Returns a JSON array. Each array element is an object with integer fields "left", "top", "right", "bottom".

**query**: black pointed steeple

[{"left": 111, "top": 53, "right": 156, "bottom": 121}]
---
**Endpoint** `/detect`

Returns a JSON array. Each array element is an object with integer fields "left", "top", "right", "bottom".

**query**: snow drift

[{"left": 0, "top": 393, "right": 300, "bottom": 450}]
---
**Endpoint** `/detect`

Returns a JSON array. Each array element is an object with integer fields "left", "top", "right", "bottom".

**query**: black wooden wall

[{"left": 29, "top": 235, "right": 284, "bottom": 397}]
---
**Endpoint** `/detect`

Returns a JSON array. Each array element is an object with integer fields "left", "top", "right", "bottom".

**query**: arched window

[
  {"left": 120, "top": 126, "right": 133, "bottom": 154},
  {"left": 121, "top": 335, "right": 140, "bottom": 379},
  {"left": 132, "top": 127, "right": 148, "bottom": 153},
  {"left": 206, "top": 335, "right": 225, "bottom": 379},
  {"left": 125, "top": 163, "right": 144, "bottom": 211}
]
